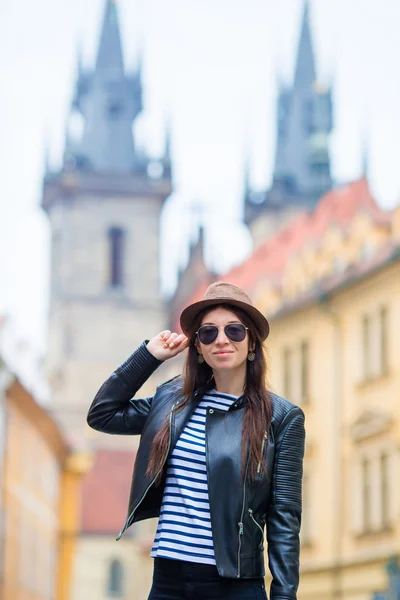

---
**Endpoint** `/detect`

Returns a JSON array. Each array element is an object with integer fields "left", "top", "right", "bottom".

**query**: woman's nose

[{"left": 215, "top": 329, "right": 229, "bottom": 344}]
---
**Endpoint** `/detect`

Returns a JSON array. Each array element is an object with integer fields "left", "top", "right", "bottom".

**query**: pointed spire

[
  {"left": 243, "top": 147, "right": 252, "bottom": 202},
  {"left": 361, "top": 134, "right": 369, "bottom": 180},
  {"left": 196, "top": 225, "right": 205, "bottom": 257},
  {"left": 43, "top": 136, "right": 51, "bottom": 175},
  {"left": 294, "top": 0, "right": 316, "bottom": 89},
  {"left": 188, "top": 201, "right": 204, "bottom": 244},
  {"left": 187, "top": 222, "right": 206, "bottom": 272},
  {"left": 63, "top": 119, "right": 76, "bottom": 170},
  {"left": 164, "top": 119, "right": 172, "bottom": 164},
  {"left": 66, "top": 0, "right": 143, "bottom": 171},
  {"left": 95, "top": 0, "right": 124, "bottom": 73},
  {"left": 77, "top": 40, "right": 84, "bottom": 77}
]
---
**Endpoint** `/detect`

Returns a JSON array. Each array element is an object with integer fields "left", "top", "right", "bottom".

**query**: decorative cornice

[{"left": 350, "top": 410, "right": 392, "bottom": 442}]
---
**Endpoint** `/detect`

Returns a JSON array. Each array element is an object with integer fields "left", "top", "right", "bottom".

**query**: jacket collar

[{"left": 194, "top": 380, "right": 247, "bottom": 411}]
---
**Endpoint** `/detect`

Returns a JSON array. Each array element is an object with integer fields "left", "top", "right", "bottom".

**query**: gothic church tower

[
  {"left": 245, "top": 0, "right": 333, "bottom": 246},
  {"left": 42, "top": 0, "right": 171, "bottom": 446}
]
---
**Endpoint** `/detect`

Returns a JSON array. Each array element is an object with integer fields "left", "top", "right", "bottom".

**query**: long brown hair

[{"left": 146, "top": 304, "right": 272, "bottom": 483}]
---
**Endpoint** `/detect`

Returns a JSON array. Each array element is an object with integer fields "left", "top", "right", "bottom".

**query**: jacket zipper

[
  {"left": 116, "top": 401, "right": 178, "bottom": 540},
  {"left": 237, "top": 457, "right": 249, "bottom": 578},
  {"left": 248, "top": 508, "right": 264, "bottom": 536},
  {"left": 257, "top": 431, "right": 268, "bottom": 474}
]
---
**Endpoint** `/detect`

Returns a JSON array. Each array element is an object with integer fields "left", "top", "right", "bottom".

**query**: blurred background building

[
  {"left": 0, "top": 360, "right": 91, "bottom": 600},
  {"left": 185, "top": 178, "right": 400, "bottom": 600},
  {"left": 0, "top": 0, "right": 399, "bottom": 598}
]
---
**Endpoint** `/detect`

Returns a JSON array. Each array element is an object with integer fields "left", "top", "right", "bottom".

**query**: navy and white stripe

[{"left": 150, "top": 390, "right": 238, "bottom": 565}]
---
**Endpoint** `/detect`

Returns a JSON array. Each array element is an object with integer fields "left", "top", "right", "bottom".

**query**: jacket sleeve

[
  {"left": 87, "top": 341, "right": 163, "bottom": 435},
  {"left": 266, "top": 406, "right": 306, "bottom": 600}
]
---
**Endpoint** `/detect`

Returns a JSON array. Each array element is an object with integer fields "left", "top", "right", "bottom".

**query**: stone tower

[
  {"left": 42, "top": 0, "right": 171, "bottom": 446},
  {"left": 245, "top": 0, "right": 333, "bottom": 246}
]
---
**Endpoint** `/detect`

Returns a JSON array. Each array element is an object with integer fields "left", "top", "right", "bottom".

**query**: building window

[
  {"left": 107, "top": 559, "right": 124, "bottom": 597},
  {"left": 362, "top": 457, "right": 371, "bottom": 533},
  {"left": 300, "top": 341, "right": 309, "bottom": 404},
  {"left": 379, "top": 306, "right": 388, "bottom": 375},
  {"left": 362, "top": 314, "right": 371, "bottom": 379},
  {"left": 108, "top": 227, "right": 124, "bottom": 287},
  {"left": 380, "top": 453, "right": 390, "bottom": 530},
  {"left": 283, "top": 347, "right": 292, "bottom": 399}
]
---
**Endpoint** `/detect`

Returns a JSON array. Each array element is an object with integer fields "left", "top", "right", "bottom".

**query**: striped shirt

[{"left": 150, "top": 390, "right": 238, "bottom": 564}]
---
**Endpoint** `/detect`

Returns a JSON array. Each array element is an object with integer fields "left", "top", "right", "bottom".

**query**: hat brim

[{"left": 180, "top": 298, "right": 270, "bottom": 341}]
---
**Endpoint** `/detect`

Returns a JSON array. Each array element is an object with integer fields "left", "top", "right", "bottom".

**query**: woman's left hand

[{"left": 147, "top": 330, "right": 189, "bottom": 361}]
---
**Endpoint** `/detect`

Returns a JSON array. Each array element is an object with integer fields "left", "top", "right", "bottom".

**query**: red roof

[
  {"left": 81, "top": 449, "right": 135, "bottom": 534},
  {"left": 178, "top": 178, "right": 386, "bottom": 320}
]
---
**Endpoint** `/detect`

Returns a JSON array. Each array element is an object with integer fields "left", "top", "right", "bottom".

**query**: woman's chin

[{"left": 209, "top": 358, "right": 244, "bottom": 371}]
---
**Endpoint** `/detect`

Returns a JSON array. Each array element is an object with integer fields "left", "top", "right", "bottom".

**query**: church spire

[
  {"left": 243, "top": 146, "right": 252, "bottom": 205},
  {"left": 267, "top": 0, "right": 332, "bottom": 203},
  {"left": 164, "top": 120, "right": 172, "bottom": 163},
  {"left": 163, "top": 119, "right": 173, "bottom": 178},
  {"left": 95, "top": 0, "right": 124, "bottom": 74},
  {"left": 293, "top": 0, "right": 316, "bottom": 89},
  {"left": 361, "top": 134, "right": 370, "bottom": 180},
  {"left": 64, "top": 0, "right": 144, "bottom": 172}
]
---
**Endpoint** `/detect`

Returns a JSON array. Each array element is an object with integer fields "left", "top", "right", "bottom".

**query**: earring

[
  {"left": 197, "top": 353, "right": 205, "bottom": 364},
  {"left": 247, "top": 351, "right": 255, "bottom": 362}
]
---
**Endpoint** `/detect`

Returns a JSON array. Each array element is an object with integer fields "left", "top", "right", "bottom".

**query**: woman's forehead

[{"left": 201, "top": 306, "right": 241, "bottom": 325}]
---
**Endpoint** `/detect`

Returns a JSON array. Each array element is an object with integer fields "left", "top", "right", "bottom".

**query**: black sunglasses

[{"left": 196, "top": 323, "right": 248, "bottom": 345}]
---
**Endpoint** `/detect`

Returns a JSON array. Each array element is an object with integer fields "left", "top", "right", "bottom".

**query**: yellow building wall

[
  {"left": 1, "top": 398, "right": 61, "bottom": 600},
  {"left": 265, "top": 258, "right": 400, "bottom": 600},
  {"left": 1, "top": 379, "right": 89, "bottom": 600},
  {"left": 58, "top": 453, "right": 93, "bottom": 600}
]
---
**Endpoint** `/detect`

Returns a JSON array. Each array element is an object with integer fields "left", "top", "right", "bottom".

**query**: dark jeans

[{"left": 147, "top": 557, "right": 267, "bottom": 600}]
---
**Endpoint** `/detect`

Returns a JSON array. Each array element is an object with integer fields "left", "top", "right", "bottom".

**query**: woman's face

[{"left": 196, "top": 306, "right": 252, "bottom": 372}]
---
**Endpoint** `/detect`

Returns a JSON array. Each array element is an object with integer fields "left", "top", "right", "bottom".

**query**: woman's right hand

[{"left": 146, "top": 330, "right": 189, "bottom": 361}]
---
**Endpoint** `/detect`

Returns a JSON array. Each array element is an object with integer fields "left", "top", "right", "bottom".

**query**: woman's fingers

[
  {"left": 148, "top": 332, "right": 188, "bottom": 361},
  {"left": 160, "top": 330, "right": 171, "bottom": 342},
  {"left": 163, "top": 332, "right": 184, "bottom": 349},
  {"left": 162, "top": 333, "right": 188, "bottom": 355},
  {"left": 169, "top": 335, "right": 189, "bottom": 355},
  {"left": 161, "top": 331, "right": 178, "bottom": 348}
]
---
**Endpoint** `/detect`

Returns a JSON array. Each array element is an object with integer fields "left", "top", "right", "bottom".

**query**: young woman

[{"left": 87, "top": 281, "right": 305, "bottom": 600}]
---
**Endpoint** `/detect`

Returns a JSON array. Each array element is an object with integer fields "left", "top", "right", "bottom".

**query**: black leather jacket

[{"left": 87, "top": 342, "right": 305, "bottom": 598}]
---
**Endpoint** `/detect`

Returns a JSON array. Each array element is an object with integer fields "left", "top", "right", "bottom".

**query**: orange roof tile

[
  {"left": 81, "top": 449, "right": 135, "bottom": 534},
  {"left": 177, "top": 178, "right": 384, "bottom": 322}
]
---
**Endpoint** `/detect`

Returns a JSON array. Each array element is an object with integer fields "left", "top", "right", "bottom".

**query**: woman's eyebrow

[{"left": 201, "top": 320, "right": 242, "bottom": 326}]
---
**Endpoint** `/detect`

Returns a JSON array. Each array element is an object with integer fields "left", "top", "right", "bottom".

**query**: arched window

[
  {"left": 107, "top": 558, "right": 124, "bottom": 596},
  {"left": 108, "top": 227, "right": 125, "bottom": 287}
]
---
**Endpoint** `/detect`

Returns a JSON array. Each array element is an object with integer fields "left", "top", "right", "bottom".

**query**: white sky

[{"left": 1, "top": 0, "right": 400, "bottom": 357}]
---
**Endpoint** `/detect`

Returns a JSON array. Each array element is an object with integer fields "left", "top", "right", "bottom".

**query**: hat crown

[
  {"left": 179, "top": 280, "right": 270, "bottom": 341},
  {"left": 203, "top": 281, "right": 253, "bottom": 306}
]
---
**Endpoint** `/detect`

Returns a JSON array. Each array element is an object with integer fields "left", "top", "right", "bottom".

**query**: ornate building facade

[{"left": 185, "top": 178, "right": 400, "bottom": 600}]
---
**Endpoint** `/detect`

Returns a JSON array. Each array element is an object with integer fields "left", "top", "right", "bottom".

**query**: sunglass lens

[
  {"left": 225, "top": 324, "right": 247, "bottom": 342},
  {"left": 198, "top": 326, "right": 218, "bottom": 344}
]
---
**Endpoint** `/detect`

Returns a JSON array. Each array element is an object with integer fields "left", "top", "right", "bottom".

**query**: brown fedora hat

[{"left": 180, "top": 281, "right": 270, "bottom": 341}]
